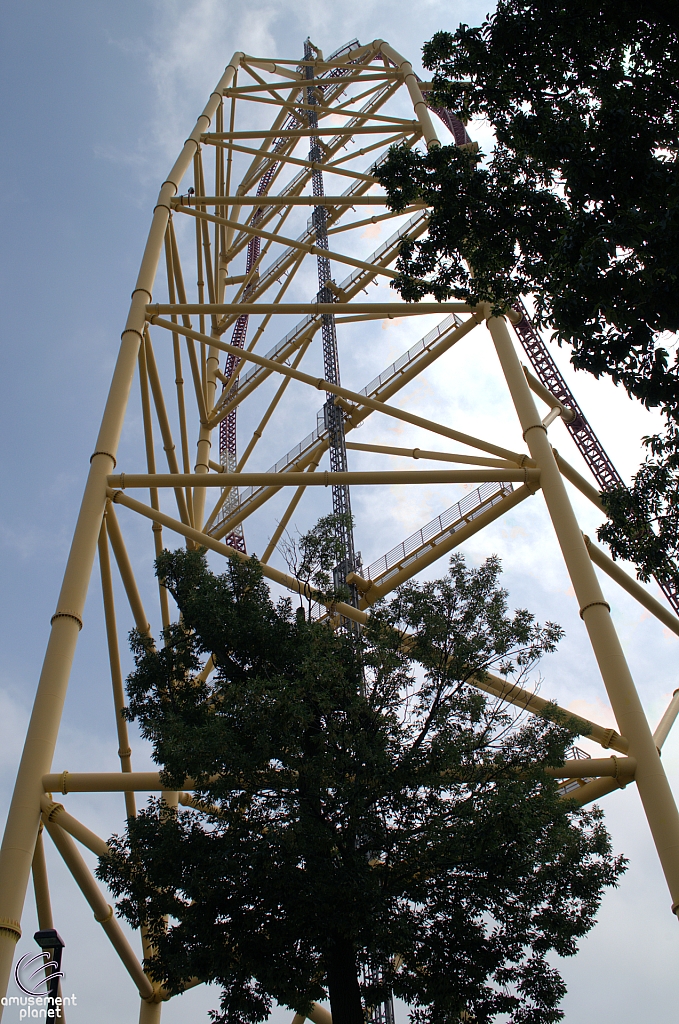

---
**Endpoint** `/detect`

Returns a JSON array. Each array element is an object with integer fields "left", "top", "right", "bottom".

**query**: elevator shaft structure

[{"left": 304, "top": 38, "right": 358, "bottom": 596}]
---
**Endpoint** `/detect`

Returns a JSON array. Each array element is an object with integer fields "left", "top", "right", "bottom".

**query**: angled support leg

[
  {"left": 0, "top": 51, "right": 243, "bottom": 1012},
  {"left": 487, "top": 311, "right": 679, "bottom": 915}
]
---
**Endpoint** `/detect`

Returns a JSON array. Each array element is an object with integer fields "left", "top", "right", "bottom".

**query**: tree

[
  {"left": 597, "top": 424, "right": 679, "bottom": 582},
  {"left": 97, "top": 542, "right": 624, "bottom": 1024},
  {"left": 278, "top": 512, "right": 355, "bottom": 618},
  {"left": 375, "top": 1, "right": 679, "bottom": 588}
]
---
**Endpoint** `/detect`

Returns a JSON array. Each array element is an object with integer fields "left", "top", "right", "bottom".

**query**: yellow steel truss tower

[{"left": 1, "top": 37, "right": 679, "bottom": 1023}]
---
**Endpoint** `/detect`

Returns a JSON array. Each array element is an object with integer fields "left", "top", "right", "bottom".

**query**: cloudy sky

[{"left": 1, "top": 2, "right": 678, "bottom": 1022}]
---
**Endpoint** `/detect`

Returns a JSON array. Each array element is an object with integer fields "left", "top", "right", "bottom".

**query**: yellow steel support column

[
  {"left": 31, "top": 828, "right": 53, "bottom": 931},
  {"left": 139, "top": 1000, "right": 163, "bottom": 1024},
  {"left": 43, "top": 820, "right": 154, "bottom": 998},
  {"left": 487, "top": 311, "right": 679, "bottom": 915},
  {"left": 294, "top": 1002, "right": 333, "bottom": 1024},
  {"left": 0, "top": 52, "right": 243, "bottom": 1010},
  {"left": 31, "top": 829, "right": 66, "bottom": 1022},
  {"left": 105, "top": 504, "right": 152, "bottom": 636},
  {"left": 377, "top": 43, "right": 440, "bottom": 151}
]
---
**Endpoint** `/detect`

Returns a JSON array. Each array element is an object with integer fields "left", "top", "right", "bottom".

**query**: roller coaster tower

[{"left": 1, "top": 36, "right": 679, "bottom": 1023}]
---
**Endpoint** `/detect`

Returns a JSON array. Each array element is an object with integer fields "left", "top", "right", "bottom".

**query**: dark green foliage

[
  {"left": 599, "top": 423, "right": 679, "bottom": 582},
  {"left": 375, "top": 141, "right": 568, "bottom": 317},
  {"left": 98, "top": 548, "right": 624, "bottom": 1024},
  {"left": 375, "top": 2, "right": 679, "bottom": 586},
  {"left": 377, "top": 1, "right": 679, "bottom": 411}
]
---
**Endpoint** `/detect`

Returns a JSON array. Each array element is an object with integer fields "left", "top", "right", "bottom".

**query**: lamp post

[{"left": 33, "top": 930, "right": 64, "bottom": 1020}]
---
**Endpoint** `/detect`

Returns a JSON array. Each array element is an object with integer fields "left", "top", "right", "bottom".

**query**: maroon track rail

[
  {"left": 512, "top": 300, "right": 679, "bottom": 615},
  {"left": 512, "top": 299, "right": 624, "bottom": 492}
]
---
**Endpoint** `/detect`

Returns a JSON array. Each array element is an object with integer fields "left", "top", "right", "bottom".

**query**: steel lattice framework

[{"left": 2, "top": 37, "right": 679, "bottom": 1023}]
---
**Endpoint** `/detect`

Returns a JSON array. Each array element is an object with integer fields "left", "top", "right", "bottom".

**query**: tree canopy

[
  {"left": 375, "top": 1, "right": 679, "bottom": 587},
  {"left": 97, "top": 541, "right": 624, "bottom": 1024}
]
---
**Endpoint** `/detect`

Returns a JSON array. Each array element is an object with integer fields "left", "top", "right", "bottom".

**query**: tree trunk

[{"left": 326, "top": 939, "right": 364, "bottom": 1024}]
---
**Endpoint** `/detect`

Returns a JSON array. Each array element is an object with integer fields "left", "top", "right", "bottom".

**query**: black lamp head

[{"left": 34, "top": 929, "right": 65, "bottom": 950}]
